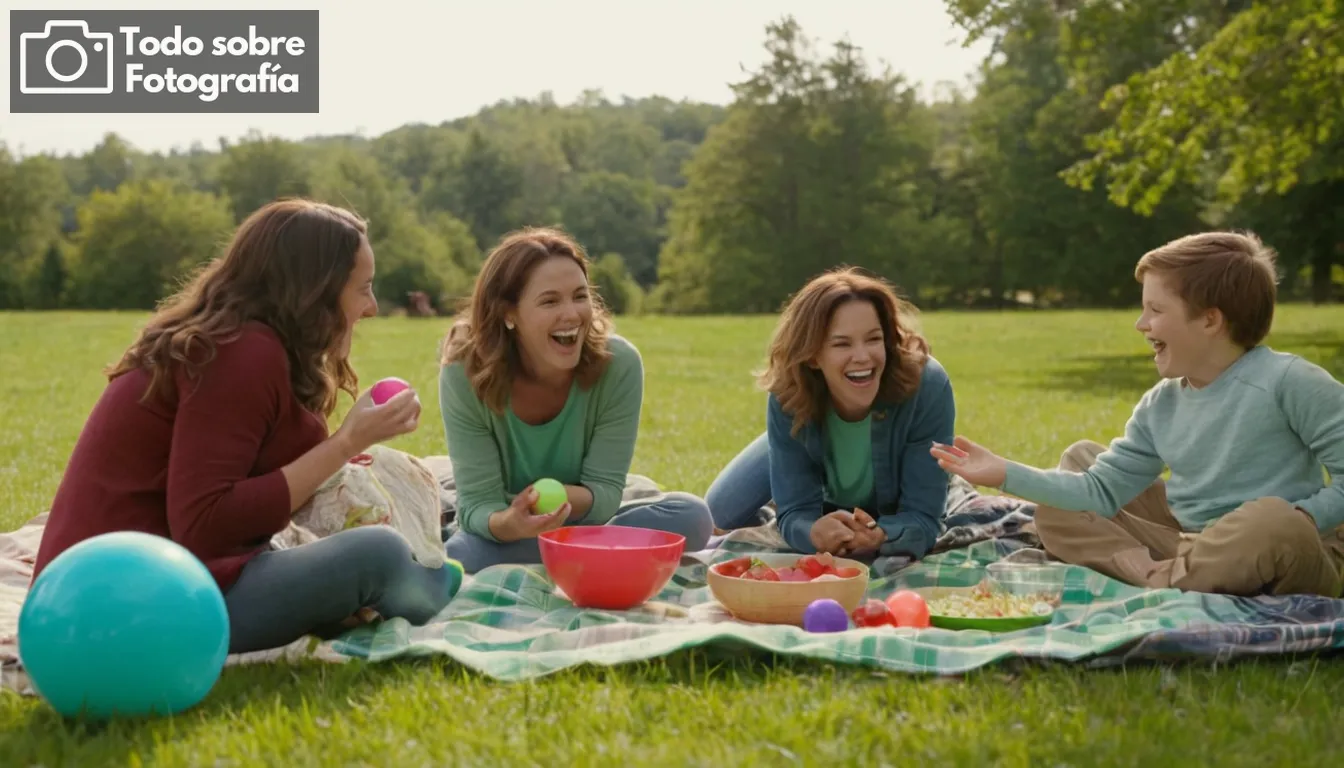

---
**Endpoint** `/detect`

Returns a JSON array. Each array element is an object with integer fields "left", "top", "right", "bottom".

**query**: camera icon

[{"left": 19, "top": 20, "right": 115, "bottom": 94}]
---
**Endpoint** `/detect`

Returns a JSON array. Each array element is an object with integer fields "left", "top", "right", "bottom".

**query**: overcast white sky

[{"left": 2, "top": 0, "right": 990, "bottom": 156}]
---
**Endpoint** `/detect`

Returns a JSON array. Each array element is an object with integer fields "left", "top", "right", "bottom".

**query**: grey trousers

[
  {"left": 223, "top": 526, "right": 459, "bottom": 654},
  {"left": 443, "top": 491, "right": 715, "bottom": 573}
]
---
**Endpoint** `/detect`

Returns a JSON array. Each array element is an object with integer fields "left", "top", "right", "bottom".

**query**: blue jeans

[
  {"left": 224, "top": 526, "right": 459, "bottom": 654},
  {"left": 444, "top": 492, "right": 715, "bottom": 573},
  {"left": 705, "top": 432, "right": 775, "bottom": 531}
]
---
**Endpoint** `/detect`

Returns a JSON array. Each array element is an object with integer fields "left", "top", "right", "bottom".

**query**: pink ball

[{"left": 370, "top": 377, "right": 412, "bottom": 405}]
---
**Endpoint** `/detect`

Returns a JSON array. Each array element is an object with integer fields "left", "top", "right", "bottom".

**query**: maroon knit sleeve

[{"left": 164, "top": 329, "right": 297, "bottom": 554}]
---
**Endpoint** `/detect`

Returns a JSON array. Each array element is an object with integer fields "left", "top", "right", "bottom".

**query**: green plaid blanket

[
  {"left": 327, "top": 535, "right": 1344, "bottom": 680},
  {"left": 6, "top": 472, "right": 1339, "bottom": 695}
]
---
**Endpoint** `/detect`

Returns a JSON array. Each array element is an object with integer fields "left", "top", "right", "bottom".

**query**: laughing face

[
  {"left": 507, "top": 256, "right": 593, "bottom": 380},
  {"left": 814, "top": 298, "right": 886, "bottom": 419},
  {"left": 1136, "top": 270, "right": 1216, "bottom": 382}
]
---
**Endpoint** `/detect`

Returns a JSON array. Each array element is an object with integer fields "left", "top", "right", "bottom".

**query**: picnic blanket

[
  {"left": 5, "top": 460, "right": 1344, "bottom": 694},
  {"left": 319, "top": 533, "right": 1344, "bottom": 681}
]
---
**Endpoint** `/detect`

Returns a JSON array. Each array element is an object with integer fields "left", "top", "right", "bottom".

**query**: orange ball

[{"left": 884, "top": 589, "right": 931, "bottom": 628}]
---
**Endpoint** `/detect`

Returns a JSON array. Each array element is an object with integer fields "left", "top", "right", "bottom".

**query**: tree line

[{"left": 1, "top": 1, "right": 1339, "bottom": 316}]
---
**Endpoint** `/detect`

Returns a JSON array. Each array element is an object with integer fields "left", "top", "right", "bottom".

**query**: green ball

[{"left": 532, "top": 478, "right": 566, "bottom": 515}]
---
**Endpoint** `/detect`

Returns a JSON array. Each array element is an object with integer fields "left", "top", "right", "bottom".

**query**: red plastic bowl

[{"left": 538, "top": 526, "right": 685, "bottom": 610}]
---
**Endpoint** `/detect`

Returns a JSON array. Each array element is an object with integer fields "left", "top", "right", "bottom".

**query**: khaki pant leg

[
  {"left": 1033, "top": 440, "right": 1184, "bottom": 586},
  {"left": 1167, "top": 498, "right": 1344, "bottom": 598}
]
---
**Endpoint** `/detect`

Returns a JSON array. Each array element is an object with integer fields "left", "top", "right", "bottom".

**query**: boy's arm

[
  {"left": 1279, "top": 358, "right": 1344, "bottom": 532},
  {"left": 1001, "top": 398, "right": 1166, "bottom": 516}
]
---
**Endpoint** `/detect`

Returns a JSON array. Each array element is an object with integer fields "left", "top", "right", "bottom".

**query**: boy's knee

[
  {"left": 1059, "top": 440, "right": 1106, "bottom": 471},
  {"left": 1178, "top": 498, "right": 1338, "bottom": 597},
  {"left": 1031, "top": 504, "right": 1096, "bottom": 552},
  {"left": 1032, "top": 504, "right": 1077, "bottom": 533}
]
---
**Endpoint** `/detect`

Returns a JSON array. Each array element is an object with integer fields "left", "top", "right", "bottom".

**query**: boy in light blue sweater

[{"left": 932, "top": 231, "right": 1344, "bottom": 597}]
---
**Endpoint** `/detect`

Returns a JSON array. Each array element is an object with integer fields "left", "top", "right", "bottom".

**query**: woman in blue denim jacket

[{"left": 705, "top": 267, "right": 955, "bottom": 561}]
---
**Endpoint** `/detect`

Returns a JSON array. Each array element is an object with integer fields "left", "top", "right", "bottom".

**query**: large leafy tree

[
  {"left": 950, "top": 0, "right": 1342, "bottom": 301},
  {"left": 657, "top": 17, "right": 938, "bottom": 313}
]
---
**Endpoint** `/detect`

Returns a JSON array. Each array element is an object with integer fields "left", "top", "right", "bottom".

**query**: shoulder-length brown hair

[
  {"left": 757, "top": 267, "right": 929, "bottom": 435},
  {"left": 105, "top": 198, "right": 368, "bottom": 416},
  {"left": 440, "top": 226, "right": 613, "bottom": 413}
]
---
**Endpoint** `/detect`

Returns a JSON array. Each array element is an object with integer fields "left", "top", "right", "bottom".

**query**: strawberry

[
  {"left": 796, "top": 555, "right": 828, "bottom": 579},
  {"left": 714, "top": 557, "right": 753, "bottom": 578},
  {"left": 851, "top": 598, "right": 894, "bottom": 627},
  {"left": 744, "top": 564, "right": 780, "bottom": 581}
]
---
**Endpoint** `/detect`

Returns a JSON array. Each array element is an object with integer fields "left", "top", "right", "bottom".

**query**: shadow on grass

[{"left": 1035, "top": 331, "right": 1344, "bottom": 398}]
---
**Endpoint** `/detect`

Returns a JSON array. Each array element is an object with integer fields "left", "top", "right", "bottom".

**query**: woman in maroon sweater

[{"left": 34, "top": 198, "right": 459, "bottom": 654}]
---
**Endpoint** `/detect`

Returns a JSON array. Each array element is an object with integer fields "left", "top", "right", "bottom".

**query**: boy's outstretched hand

[{"left": 931, "top": 437, "right": 1009, "bottom": 488}]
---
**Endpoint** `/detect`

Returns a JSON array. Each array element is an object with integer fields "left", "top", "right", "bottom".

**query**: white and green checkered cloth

[
  {"left": 327, "top": 536, "right": 1344, "bottom": 680},
  {"left": 6, "top": 471, "right": 1339, "bottom": 696}
]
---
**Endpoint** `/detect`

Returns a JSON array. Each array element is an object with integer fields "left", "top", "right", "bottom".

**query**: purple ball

[{"left": 803, "top": 598, "right": 849, "bottom": 633}]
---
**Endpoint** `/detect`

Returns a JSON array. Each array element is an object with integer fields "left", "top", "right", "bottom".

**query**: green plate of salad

[{"left": 913, "top": 582, "right": 1059, "bottom": 632}]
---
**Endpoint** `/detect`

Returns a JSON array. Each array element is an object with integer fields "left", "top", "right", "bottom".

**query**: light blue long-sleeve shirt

[{"left": 1003, "top": 345, "right": 1344, "bottom": 533}]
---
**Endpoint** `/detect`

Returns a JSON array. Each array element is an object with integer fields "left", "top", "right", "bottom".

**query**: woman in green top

[{"left": 438, "top": 227, "right": 714, "bottom": 573}]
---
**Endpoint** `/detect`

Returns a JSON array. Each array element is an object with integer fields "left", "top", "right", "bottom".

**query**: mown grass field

[{"left": 2, "top": 307, "right": 1343, "bottom": 766}]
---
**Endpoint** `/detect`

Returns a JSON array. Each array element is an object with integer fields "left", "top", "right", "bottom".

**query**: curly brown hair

[
  {"left": 757, "top": 267, "right": 930, "bottom": 435},
  {"left": 105, "top": 198, "right": 368, "bottom": 416},
  {"left": 441, "top": 226, "right": 613, "bottom": 413}
]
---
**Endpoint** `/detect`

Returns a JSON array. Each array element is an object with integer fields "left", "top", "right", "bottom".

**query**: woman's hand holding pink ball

[
  {"left": 335, "top": 379, "right": 421, "bottom": 455},
  {"left": 371, "top": 377, "right": 412, "bottom": 405}
]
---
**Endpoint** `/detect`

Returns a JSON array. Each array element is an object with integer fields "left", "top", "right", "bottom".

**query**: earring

[{"left": 505, "top": 321, "right": 514, "bottom": 330}]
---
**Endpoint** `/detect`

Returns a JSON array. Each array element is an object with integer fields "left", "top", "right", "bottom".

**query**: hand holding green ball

[
  {"left": 531, "top": 478, "right": 566, "bottom": 515},
  {"left": 489, "top": 479, "right": 571, "bottom": 543}
]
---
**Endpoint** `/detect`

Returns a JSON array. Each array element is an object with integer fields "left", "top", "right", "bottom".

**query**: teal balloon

[{"left": 18, "top": 531, "right": 230, "bottom": 719}]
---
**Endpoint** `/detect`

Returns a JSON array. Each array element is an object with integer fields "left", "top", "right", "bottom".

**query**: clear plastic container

[{"left": 984, "top": 561, "right": 1066, "bottom": 607}]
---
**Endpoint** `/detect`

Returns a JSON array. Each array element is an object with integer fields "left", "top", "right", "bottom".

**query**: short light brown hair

[
  {"left": 1135, "top": 231, "right": 1279, "bottom": 350},
  {"left": 757, "top": 267, "right": 929, "bottom": 435},
  {"left": 440, "top": 226, "right": 613, "bottom": 413}
]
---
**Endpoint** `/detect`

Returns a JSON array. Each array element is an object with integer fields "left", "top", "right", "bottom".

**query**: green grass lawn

[{"left": 2, "top": 307, "right": 1344, "bottom": 765}]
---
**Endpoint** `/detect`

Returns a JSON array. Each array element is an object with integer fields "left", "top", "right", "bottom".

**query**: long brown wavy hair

[
  {"left": 757, "top": 267, "right": 930, "bottom": 435},
  {"left": 441, "top": 226, "right": 613, "bottom": 414},
  {"left": 105, "top": 198, "right": 368, "bottom": 416}
]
